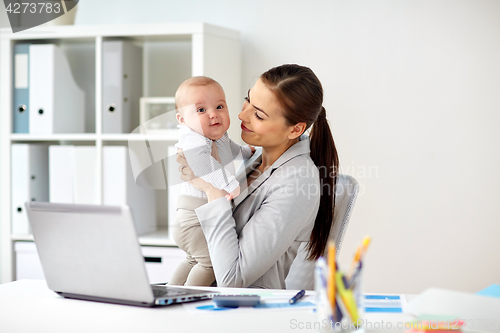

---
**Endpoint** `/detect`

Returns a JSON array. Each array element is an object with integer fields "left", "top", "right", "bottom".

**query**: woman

[{"left": 177, "top": 64, "right": 339, "bottom": 289}]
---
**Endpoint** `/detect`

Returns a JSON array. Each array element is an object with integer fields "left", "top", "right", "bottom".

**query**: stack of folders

[
  {"left": 13, "top": 43, "right": 85, "bottom": 134},
  {"left": 127, "top": 142, "right": 181, "bottom": 239},
  {"left": 49, "top": 145, "right": 156, "bottom": 235},
  {"left": 102, "top": 146, "right": 156, "bottom": 235},
  {"left": 102, "top": 40, "right": 143, "bottom": 133},
  {"left": 48, "top": 146, "right": 98, "bottom": 205},
  {"left": 11, "top": 144, "right": 156, "bottom": 236},
  {"left": 316, "top": 236, "right": 371, "bottom": 328},
  {"left": 11, "top": 144, "right": 49, "bottom": 235}
]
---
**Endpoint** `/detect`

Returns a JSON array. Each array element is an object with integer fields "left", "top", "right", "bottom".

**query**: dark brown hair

[{"left": 260, "top": 64, "right": 339, "bottom": 260}]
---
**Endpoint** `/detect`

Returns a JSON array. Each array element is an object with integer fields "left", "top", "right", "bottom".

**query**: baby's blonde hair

[{"left": 175, "top": 76, "right": 223, "bottom": 113}]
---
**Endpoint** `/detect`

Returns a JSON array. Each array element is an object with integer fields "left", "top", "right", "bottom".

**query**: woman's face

[{"left": 238, "top": 78, "right": 293, "bottom": 148}]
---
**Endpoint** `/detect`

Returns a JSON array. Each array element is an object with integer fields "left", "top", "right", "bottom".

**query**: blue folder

[
  {"left": 477, "top": 284, "right": 500, "bottom": 298},
  {"left": 13, "top": 43, "right": 30, "bottom": 133}
]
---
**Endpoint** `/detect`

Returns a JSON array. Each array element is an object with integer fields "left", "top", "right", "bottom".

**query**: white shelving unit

[{"left": 0, "top": 23, "right": 241, "bottom": 283}]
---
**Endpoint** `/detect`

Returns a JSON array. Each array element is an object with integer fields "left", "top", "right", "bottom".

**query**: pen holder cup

[{"left": 315, "top": 260, "right": 364, "bottom": 332}]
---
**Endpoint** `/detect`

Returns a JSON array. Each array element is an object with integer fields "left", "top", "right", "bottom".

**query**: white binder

[
  {"left": 29, "top": 44, "right": 85, "bottom": 134},
  {"left": 73, "top": 147, "right": 98, "bottom": 204},
  {"left": 11, "top": 144, "right": 49, "bottom": 235},
  {"left": 49, "top": 146, "right": 98, "bottom": 204},
  {"left": 103, "top": 146, "right": 156, "bottom": 235},
  {"left": 102, "top": 40, "right": 143, "bottom": 133},
  {"left": 167, "top": 145, "right": 182, "bottom": 239},
  {"left": 49, "top": 145, "right": 75, "bottom": 203}
]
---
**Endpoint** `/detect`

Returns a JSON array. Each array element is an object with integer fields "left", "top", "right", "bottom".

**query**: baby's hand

[
  {"left": 248, "top": 145, "right": 256, "bottom": 156},
  {"left": 225, "top": 185, "right": 241, "bottom": 201}
]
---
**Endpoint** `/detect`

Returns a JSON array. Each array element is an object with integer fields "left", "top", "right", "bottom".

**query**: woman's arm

[{"left": 194, "top": 170, "right": 320, "bottom": 288}]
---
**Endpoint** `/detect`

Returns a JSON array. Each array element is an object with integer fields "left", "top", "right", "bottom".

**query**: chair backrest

[{"left": 285, "top": 174, "right": 359, "bottom": 290}]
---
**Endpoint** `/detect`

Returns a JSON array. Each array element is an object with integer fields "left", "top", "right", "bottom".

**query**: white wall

[
  {"left": 2, "top": 0, "right": 500, "bottom": 294},
  {"left": 0, "top": 3, "right": 8, "bottom": 28}
]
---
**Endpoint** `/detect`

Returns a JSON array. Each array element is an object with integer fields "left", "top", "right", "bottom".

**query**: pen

[
  {"left": 289, "top": 290, "right": 306, "bottom": 304},
  {"left": 348, "top": 260, "right": 363, "bottom": 290},
  {"left": 342, "top": 273, "right": 350, "bottom": 289}
]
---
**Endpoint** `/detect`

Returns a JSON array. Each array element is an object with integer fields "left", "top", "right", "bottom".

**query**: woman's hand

[{"left": 177, "top": 149, "right": 227, "bottom": 202}]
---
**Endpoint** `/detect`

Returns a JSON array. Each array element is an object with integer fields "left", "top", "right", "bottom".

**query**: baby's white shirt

[{"left": 175, "top": 125, "right": 252, "bottom": 198}]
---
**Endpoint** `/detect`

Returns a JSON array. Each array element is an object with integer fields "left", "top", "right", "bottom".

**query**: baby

[{"left": 169, "top": 76, "right": 254, "bottom": 286}]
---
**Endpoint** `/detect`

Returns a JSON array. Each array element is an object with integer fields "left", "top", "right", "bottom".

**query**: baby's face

[{"left": 176, "top": 84, "right": 230, "bottom": 140}]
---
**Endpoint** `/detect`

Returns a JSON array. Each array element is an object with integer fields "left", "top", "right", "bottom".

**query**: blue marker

[{"left": 289, "top": 290, "right": 306, "bottom": 304}]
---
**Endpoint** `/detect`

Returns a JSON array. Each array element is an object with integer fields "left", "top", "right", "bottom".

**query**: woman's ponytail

[
  {"left": 260, "top": 64, "right": 339, "bottom": 260},
  {"left": 307, "top": 107, "right": 339, "bottom": 260}
]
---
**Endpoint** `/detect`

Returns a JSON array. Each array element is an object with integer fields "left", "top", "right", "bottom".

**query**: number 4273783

[{"left": 5, "top": 2, "right": 62, "bottom": 14}]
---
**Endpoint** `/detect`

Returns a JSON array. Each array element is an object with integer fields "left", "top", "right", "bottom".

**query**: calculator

[{"left": 212, "top": 295, "right": 261, "bottom": 307}]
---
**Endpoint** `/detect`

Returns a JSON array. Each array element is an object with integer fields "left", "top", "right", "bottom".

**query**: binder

[
  {"left": 49, "top": 145, "right": 75, "bottom": 203},
  {"left": 29, "top": 44, "right": 85, "bottom": 134},
  {"left": 13, "top": 43, "right": 30, "bottom": 133},
  {"left": 11, "top": 144, "right": 49, "bottom": 235},
  {"left": 167, "top": 145, "right": 182, "bottom": 239},
  {"left": 103, "top": 146, "right": 156, "bottom": 235},
  {"left": 73, "top": 147, "right": 98, "bottom": 204},
  {"left": 102, "top": 40, "right": 143, "bottom": 133},
  {"left": 49, "top": 146, "right": 98, "bottom": 204}
]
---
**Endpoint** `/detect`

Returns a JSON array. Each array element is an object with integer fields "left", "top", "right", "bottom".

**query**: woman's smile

[{"left": 241, "top": 123, "right": 252, "bottom": 132}]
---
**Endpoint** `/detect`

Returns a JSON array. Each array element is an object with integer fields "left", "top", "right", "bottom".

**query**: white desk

[{"left": 0, "top": 280, "right": 415, "bottom": 333}]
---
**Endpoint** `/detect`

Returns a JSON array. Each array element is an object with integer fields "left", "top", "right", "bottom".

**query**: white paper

[{"left": 15, "top": 54, "right": 29, "bottom": 89}]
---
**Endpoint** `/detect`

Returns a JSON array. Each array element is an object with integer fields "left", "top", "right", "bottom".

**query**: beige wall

[{"left": 1, "top": 0, "right": 499, "bottom": 293}]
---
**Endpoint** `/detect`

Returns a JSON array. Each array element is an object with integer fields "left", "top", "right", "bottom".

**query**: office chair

[{"left": 285, "top": 174, "right": 359, "bottom": 290}]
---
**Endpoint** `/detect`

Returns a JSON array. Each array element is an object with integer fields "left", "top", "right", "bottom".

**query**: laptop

[{"left": 25, "top": 201, "right": 219, "bottom": 307}]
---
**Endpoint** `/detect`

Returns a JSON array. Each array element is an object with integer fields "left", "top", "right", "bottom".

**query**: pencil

[
  {"left": 360, "top": 236, "right": 371, "bottom": 259},
  {"left": 327, "top": 241, "right": 336, "bottom": 319}
]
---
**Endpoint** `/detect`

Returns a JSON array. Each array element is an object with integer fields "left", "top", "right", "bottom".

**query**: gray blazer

[{"left": 195, "top": 135, "right": 320, "bottom": 289}]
